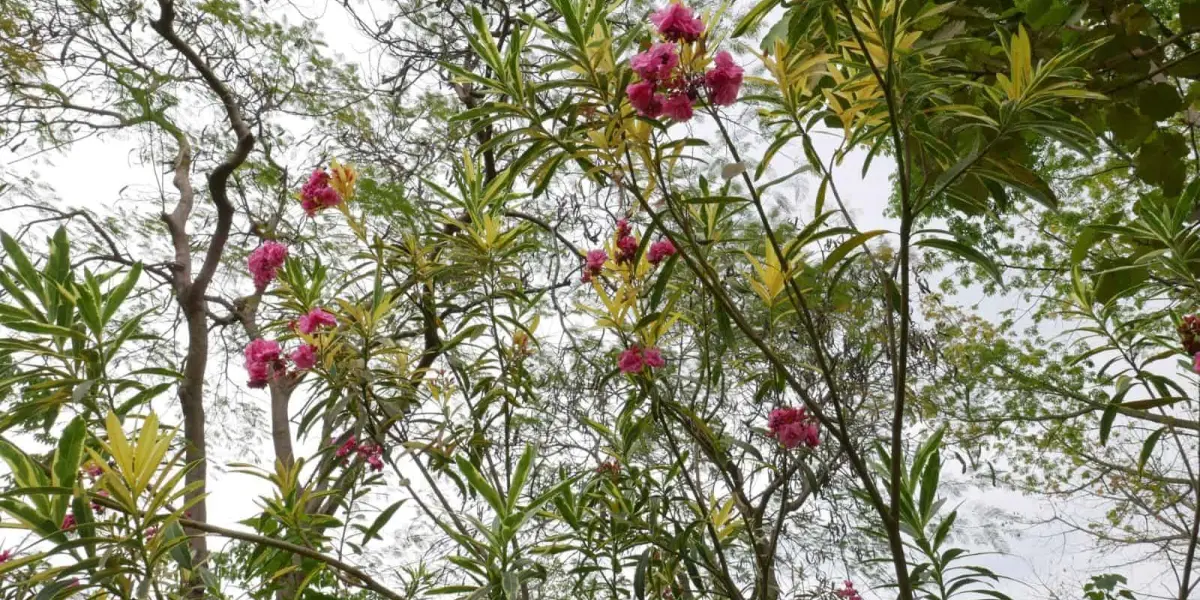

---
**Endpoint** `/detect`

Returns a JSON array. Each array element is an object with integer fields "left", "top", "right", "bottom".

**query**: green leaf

[
  {"left": 915, "top": 238, "right": 1005, "bottom": 287},
  {"left": 102, "top": 263, "right": 142, "bottom": 324},
  {"left": 1099, "top": 401, "right": 1119, "bottom": 445},
  {"left": 732, "top": 0, "right": 782, "bottom": 37},
  {"left": 1138, "top": 428, "right": 1165, "bottom": 473},
  {"left": 822, "top": 230, "right": 888, "bottom": 271},
  {"left": 502, "top": 571, "right": 519, "bottom": 599},
  {"left": 51, "top": 417, "right": 86, "bottom": 488},
  {"left": 634, "top": 548, "right": 649, "bottom": 600},
  {"left": 508, "top": 445, "right": 536, "bottom": 512},
  {"left": 362, "top": 499, "right": 407, "bottom": 544},
  {"left": 1, "top": 231, "right": 44, "bottom": 299},
  {"left": 455, "top": 455, "right": 506, "bottom": 517}
]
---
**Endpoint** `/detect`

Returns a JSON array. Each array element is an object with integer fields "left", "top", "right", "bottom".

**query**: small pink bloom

[
  {"left": 367, "top": 454, "right": 384, "bottom": 471},
  {"left": 291, "top": 344, "right": 318, "bottom": 370},
  {"left": 705, "top": 51, "right": 744, "bottom": 106},
  {"left": 616, "top": 218, "right": 632, "bottom": 239},
  {"left": 246, "top": 361, "right": 270, "bottom": 388},
  {"left": 617, "top": 235, "right": 639, "bottom": 263},
  {"left": 650, "top": 2, "right": 705, "bottom": 42},
  {"left": 586, "top": 249, "right": 608, "bottom": 271},
  {"left": 82, "top": 462, "right": 104, "bottom": 479},
  {"left": 648, "top": 239, "right": 677, "bottom": 264},
  {"left": 644, "top": 347, "right": 666, "bottom": 369},
  {"left": 300, "top": 168, "right": 343, "bottom": 216},
  {"left": 61, "top": 513, "right": 76, "bottom": 531},
  {"left": 245, "top": 338, "right": 282, "bottom": 364},
  {"left": 627, "top": 81, "right": 665, "bottom": 118},
  {"left": 618, "top": 347, "right": 645, "bottom": 374},
  {"left": 631, "top": 43, "right": 679, "bottom": 82},
  {"left": 247, "top": 241, "right": 288, "bottom": 290},
  {"left": 836, "top": 580, "right": 863, "bottom": 600},
  {"left": 145, "top": 526, "right": 159, "bottom": 539},
  {"left": 336, "top": 435, "right": 358, "bottom": 460},
  {"left": 662, "top": 93, "right": 694, "bottom": 121},
  {"left": 297, "top": 308, "right": 338, "bottom": 334},
  {"left": 767, "top": 406, "right": 819, "bottom": 449},
  {"left": 0, "top": 549, "right": 13, "bottom": 563}
]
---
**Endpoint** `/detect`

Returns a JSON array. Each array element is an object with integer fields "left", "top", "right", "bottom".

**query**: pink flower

[
  {"left": 662, "top": 93, "right": 694, "bottom": 121},
  {"left": 836, "top": 580, "right": 863, "bottom": 600},
  {"left": 705, "top": 51, "right": 744, "bottom": 106},
  {"left": 767, "top": 407, "right": 819, "bottom": 449},
  {"left": 648, "top": 239, "right": 677, "bottom": 264},
  {"left": 298, "top": 308, "right": 337, "bottom": 334},
  {"left": 0, "top": 549, "right": 13, "bottom": 563},
  {"left": 650, "top": 2, "right": 705, "bottom": 42},
  {"left": 357, "top": 441, "right": 385, "bottom": 471},
  {"left": 335, "top": 435, "right": 358, "bottom": 460},
  {"left": 627, "top": 81, "right": 665, "bottom": 118},
  {"left": 82, "top": 462, "right": 104, "bottom": 479},
  {"left": 300, "top": 168, "right": 343, "bottom": 215},
  {"left": 61, "top": 513, "right": 76, "bottom": 531},
  {"left": 248, "top": 241, "right": 288, "bottom": 290},
  {"left": 583, "top": 249, "right": 609, "bottom": 282},
  {"left": 616, "top": 218, "right": 632, "bottom": 239},
  {"left": 618, "top": 347, "right": 645, "bottom": 374},
  {"left": 291, "top": 344, "right": 318, "bottom": 370},
  {"left": 145, "top": 526, "right": 159, "bottom": 539},
  {"left": 617, "top": 235, "right": 639, "bottom": 263},
  {"left": 644, "top": 347, "right": 666, "bottom": 368},
  {"left": 367, "top": 454, "right": 384, "bottom": 471},
  {"left": 631, "top": 43, "right": 679, "bottom": 82},
  {"left": 245, "top": 338, "right": 282, "bottom": 387}
]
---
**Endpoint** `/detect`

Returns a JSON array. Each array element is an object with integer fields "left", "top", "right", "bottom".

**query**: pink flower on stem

[
  {"left": 650, "top": 2, "right": 705, "bottom": 42},
  {"left": 618, "top": 347, "right": 645, "bottom": 374},
  {"left": 616, "top": 218, "right": 632, "bottom": 239},
  {"left": 644, "top": 347, "right": 666, "bottom": 369},
  {"left": 247, "top": 241, "right": 288, "bottom": 290},
  {"left": 61, "top": 513, "right": 76, "bottom": 531},
  {"left": 244, "top": 338, "right": 282, "bottom": 388},
  {"left": 631, "top": 43, "right": 679, "bottom": 82},
  {"left": 662, "top": 93, "right": 694, "bottom": 121},
  {"left": 0, "top": 549, "right": 13, "bottom": 563},
  {"left": 836, "top": 580, "right": 863, "bottom": 600},
  {"left": 767, "top": 407, "right": 820, "bottom": 449},
  {"left": 583, "top": 249, "right": 609, "bottom": 282},
  {"left": 648, "top": 239, "right": 677, "bottom": 265},
  {"left": 357, "top": 441, "right": 385, "bottom": 472},
  {"left": 291, "top": 344, "right": 318, "bottom": 371},
  {"left": 705, "top": 51, "right": 744, "bottom": 106},
  {"left": 145, "top": 526, "right": 159, "bottom": 539},
  {"left": 82, "top": 462, "right": 104, "bottom": 479},
  {"left": 627, "top": 81, "right": 665, "bottom": 118},
  {"left": 300, "top": 168, "right": 343, "bottom": 215},
  {"left": 617, "top": 235, "right": 639, "bottom": 263},
  {"left": 335, "top": 435, "right": 358, "bottom": 460},
  {"left": 297, "top": 308, "right": 338, "bottom": 334}
]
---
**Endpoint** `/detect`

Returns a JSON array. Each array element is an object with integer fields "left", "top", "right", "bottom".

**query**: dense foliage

[{"left": 0, "top": 0, "right": 1196, "bottom": 597}]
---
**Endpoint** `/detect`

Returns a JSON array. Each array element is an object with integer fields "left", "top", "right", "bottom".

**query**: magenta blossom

[
  {"left": 617, "top": 235, "right": 639, "bottom": 263},
  {"left": 648, "top": 239, "right": 677, "bottom": 264},
  {"left": 583, "top": 249, "right": 609, "bottom": 282},
  {"left": 767, "top": 407, "right": 819, "bottom": 449},
  {"left": 300, "top": 168, "right": 343, "bottom": 215},
  {"left": 0, "top": 549, "right": 12, "bottom": 563},
  {"left": 631, "top": 43, "right": 679, "bottom": 82},
  {"left": 627, "top": 81, "right": 665, "bottom": 118},
  {"left": 248, "top": 241, "right": 288, "bottom": 290},
  {"left": 651, "top": 2, "right": 705, "bottom": 42},
  {"left": 618, "top": 347, "right": 645, "bottom": 374},
  {"left": 644, "top": 346, "right": 666, "bottom": 368},
  {"left": 335, "top": 435, "right": 358, "bottom": 460},
  {"left": 291, "top": 344, "right": 318, "bottom": 370},
  {"left": 705, "top": 51, "right": 744, "bottom": 106},
  {"left": 617, "top": 218, "right": 632, "bottom": 239},
  {"left": 662, "top": 93, "right": 694, "bottom": 121},
  {"left": 61, "top": 513, "right": 76, "bottom": 531},
  {"left": 835, "top": 580, "right": 863, "bottom": 600},
  {"left": 357, "top": 441, "right": 385, "bottom": 472},
  {"left": 298, "top": 308, "right": 337, "bottom": 334},
  {"left": 244, "top": 338, "right": 282, "bottom": 388}
]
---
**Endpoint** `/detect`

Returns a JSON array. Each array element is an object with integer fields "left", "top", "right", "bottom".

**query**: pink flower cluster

[
  {"left": 626, "top": 3, "right": 743, "bottom": 120},
  {"left": 300, "top": 168, "right": 343, "bottom": 216},
  {"left": 244, "top": 308, "right": 336, "bottom": 387},
  {"left": 0, "top": 548, "right": 12, "bottom": 563},
  {"left": 333, "top": 435, "right": 385, "bottom": 471},
  {"left": 619, "top": 345, "right": 666, "bottom": 374},
  {"left": 616, "top": 218, "right": 638, "bottom": 264},
  {"left": 767, "top": 407, "right": 819, "bottom": 449},
  {"left": 596, "top": 459, "right": 621, "bottom": 478},
  {"left": 248, "top": 241, "right": 288, "bottom": 290},
  {"left": 835, "top": 580, "right": 863, "bottom": 600},
  {"left": 61, "top": 513, "right": 76, "bottom": 531},
  {"left": 648, "top": 239, "right": 676, "bottom": 265},
  {"left": 582, "top": 249, "right": 608, "bottom": 283}
]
